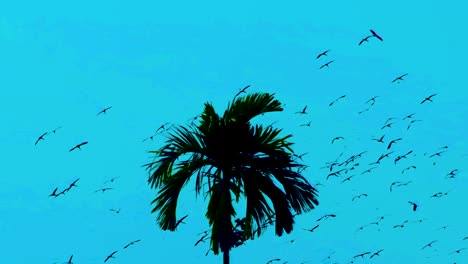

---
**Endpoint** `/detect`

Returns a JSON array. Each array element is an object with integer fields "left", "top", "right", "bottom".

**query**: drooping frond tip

[{"left": 224, "top": 92, "right": 283, "bottom": 124}]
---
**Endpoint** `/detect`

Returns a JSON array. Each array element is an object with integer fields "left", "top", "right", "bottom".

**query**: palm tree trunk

[{"left": 223, "top": 250, "right": 230, "bottom": 264}]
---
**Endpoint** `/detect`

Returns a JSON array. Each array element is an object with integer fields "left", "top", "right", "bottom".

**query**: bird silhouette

[
  {"left": 319, "top": 60, "right": 334, "bottom": 69},
  {"left": 409, "top": 201, "right": 418, "bottom": 211},
  {"left": 370, "top": 249, "right": 384, "bottom": 259},
  {"left": 381, "top": 122, "right": 395, "bottom": 129},
  {"left": 316, "top": 214, "right": 336, "bottom": 222},
  {"left": 449, "top": 248, "right": 467, "bottom": 254},
  {"left": 392, "top": 73, "right": 408, "bottom": 83},
  {"left": 366, "top": 96, "right": 379, "bottom": 104},
  {"left": 266, "top": 259, "right": 281, "bottom": 264},
  {"left": 316, "top": 50, "right": 331, "bottom": 59},
  {"left": 96, "top": 106, "right": 112, "bottom": 116},
  {"left": 69, "top": 142, "right": 88, "bottom": 152},
  {"left": 95, "top": 188, "right": 113, "bottom": 193},
  {"left": 103, "top": 177, "right": 120, "bottom": 185},
  {"left": 332, "top": 136, "right": 344, "bottom": 144},
  {"left": 104, "top": 250, "right": 117, "bottom": 262},
  {"left": 353, "top": 252, "right": 371, "bottom": 258},
  {"left": 402, "top": 166, "right": 416, "bottom": 174},
  {"left": 420, "top": 94, "right": 437, "bottom": 104},
  {"left": 49, "top": 187, "right": 59, "bottom": 197},
  {"left": 109, "top": 208, "right": 121, "bottom": 214},
  {"left": 300, "top": 121, "right": 312, "bottom": 127},
  {"left": 403, "top": 113, "right": 416, "bottom": 120},
  {"left": 372, "top": 135, "right": 385, "bottom": 143},
  {"left": 370, "top": 29, "right": 383, "bottom": 41},
  {"left": 407, "top": 119, "right": 422, "bottom": 130},
  {"left": 52, "top": 127, "right": 62, "bottom": 133},
  {"left": 421, "top": 240, "right": 438, "bottom": 250},
  {"left": 64, "top": 178, "right": 80, "bottom": 192},
  {"left": 393, "top": 220, "right": 409, "bottom": 228},
  {"left": 155, "top": 122, "right": 170, "bottom": 134},
  {"left": 341, "top": 175, "right": 355, "bottom": 183},
  {"left": 35, "top": 132, "right": 48, "bottom": 145},
  {"left": 123, "top": 239, "right": 141, "bottom": 249},
  {"left": 302, "top": 224, "right": 320, "bottom": 232},
  {"left": 295, "top": 106, "right": 308, "bottom": 114},
  {"left": 359, "top": 35, "right": 373, "bottom": 45},
  {"left": 234, "top": 85, "right": 251, "bottom": 98},
  {"left": 387, "top": 138, "right": 402, "bottom": 150},
  {"left": 329, "top": 95, "right": 346, "bottom": 106},
  {"left": 352, "top": 193, "right": 368, "bottom": 201},
  {"left": 65, "top": 254, "right": 73, "bottom": 264},
  {"left": 194, "top": 233, "right": 209, "bottom": 246},
  {"left": 175, "top": 214, "right": 189, "bottom": 229}
]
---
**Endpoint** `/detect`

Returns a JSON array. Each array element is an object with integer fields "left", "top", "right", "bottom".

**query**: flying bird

[
  {"left": 109, "top": 208, "right": 121, "bottom": 214},
  {"left": 352, "top": 193, "right": 368, "bottom": 201},
  {"left": 104, "top": 250, "right": 118, "bottom": 262},
  {"left": 35, "top": 132, "right": 48, "bottom": 145},
  {"left": 370, "top": 249, "right": 384, "bottom": 259},
  {"left": 403, "top": 113, "right": 416, "bottom": 120},
  {"left": 95, "top": 188, "right": 113, "bottom": 193},
  {"left": 393, "top": 220, "right": 409, "bottom": 228},
  {"left": 319, "top": 60, "right": 334, "bottom": 69},
  {"left": 366, "top": 96, "right": 379, "bottom": 104},
  {"left": 316, "top": 50, "right": 331, "bottom": 59},
  {"left": 332, "top": 136, "right": 344, "bottom": 144},
  {"left": 359, "top": 35, "right": 373, "bottom": 45},
  {"left": 69, "top": 141, "right": 88, "bottom": 152},
  {"left": 421, "top": 240, "right": 438, "bottom": 250},
  {"left": 329, "top": 95, "right": 346, "bottom": 106},
  {"left": 302, "top": 224, "right": 320, "bottom": 232},
  {"left": 194, "top": 233, "right": 209, "bottom": 246},
  {"left": 123, "top": 239, "right": 141, "bottom": 249},
  {"left": 66, "top": 255, "right": 73, "bottom": 264},
  {"left": 295, "top": 106, "right": 308, "bottom": 115},
  {"left": 392, "top": 73, "right": 408, "bottom": 83},
  {"left": 409, "top": 201, "right": 418, "bottom": 211},
  {"left": 420, "top": 94, "right": 437, "bottom": 104},
  {"left": 103, "top": 177, "right": 120, "bottom": 185},
  {"left": 370, "top": 29, "right": 383, "bottom": 41},
  {"left": 353, "top": 252, "right": 371, "bottom": 258},
  {"left": 407, "top": 119, "right": 422, "bottom": 130},
  {"left": 234, "top": 85, "right": 251, "bottom": 98},
  {"left": 316, "top": 214, "right": 336, "bottom": 222},
  {"left": 300, "top": 121, "right": 312, "bottom": 127},
  {"left": 64, "top": 178, "right": 80, "bottom": 192},
  {"left": 49, "top": 187, "right": 59, "bottom": 197},
  {"left": 387, "top": 138, "right": 402, "bottom": 150},
  {"left": 52, "top": 127, "right": 62, "bottom": 133},
  {"left": 449, "top": 248, "right": 467, "bottom": 254},
  {"left": 97, "top": 106, "right": 112, "bottom": 116},
  {"left": 372, "top": 135, "right": 385, "bottom": 143},
  {"left": 381, "top": 122, "right": 395, "bottom": 130},
  {"left": 174, "top": 214, "right": 189, "bottom": 229},
  {"left": 341, "top": 175, "right": 355, "bottom": 184},
  {"left": 155, "top": 122, "right": 170, "bottom": 134}
]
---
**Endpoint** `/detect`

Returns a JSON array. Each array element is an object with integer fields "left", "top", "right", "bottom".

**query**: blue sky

[{"left": 1, "top": 0, "right": 467, "bottom": 263}]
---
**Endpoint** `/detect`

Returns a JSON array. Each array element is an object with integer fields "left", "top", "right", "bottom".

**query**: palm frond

[{"left": 223, "top": 93, "right": 282, "bottom": 124}]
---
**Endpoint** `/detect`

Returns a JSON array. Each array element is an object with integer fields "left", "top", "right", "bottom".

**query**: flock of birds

[{"left": 33, "top": 28, "right": 466, "bottom": 263}]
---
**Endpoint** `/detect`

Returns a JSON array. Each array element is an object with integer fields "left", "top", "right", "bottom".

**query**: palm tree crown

[{"left": 145, "top": 92, "right": 319, "bottom": 263}]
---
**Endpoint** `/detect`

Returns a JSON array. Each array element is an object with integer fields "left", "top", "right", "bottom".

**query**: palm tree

[{"left": 145, "top": 92, "right": 319, "bottom": 264}]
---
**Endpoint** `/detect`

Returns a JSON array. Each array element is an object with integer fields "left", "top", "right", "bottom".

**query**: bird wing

[{"left": 370, "top": 29, "right": 383, "bottom": 41}]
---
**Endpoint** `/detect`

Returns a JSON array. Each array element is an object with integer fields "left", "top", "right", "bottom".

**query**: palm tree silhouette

[{"left": 145, "top": 92, "right": 319, "bottom": 264}]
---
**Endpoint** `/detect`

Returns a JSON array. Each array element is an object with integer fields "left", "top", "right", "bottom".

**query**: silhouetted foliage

[{"left": 145, "top": 92, "right": 319, "bottom": 263}]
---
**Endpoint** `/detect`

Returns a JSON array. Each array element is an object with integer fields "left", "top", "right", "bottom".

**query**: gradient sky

[{"left": 1, "top": 0, "right": 467, "bottom": 263}]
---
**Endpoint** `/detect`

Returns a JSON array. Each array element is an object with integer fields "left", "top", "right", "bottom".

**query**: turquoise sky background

[{"left": 1, "top": 0, "right": 467, "bottom": 263}]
